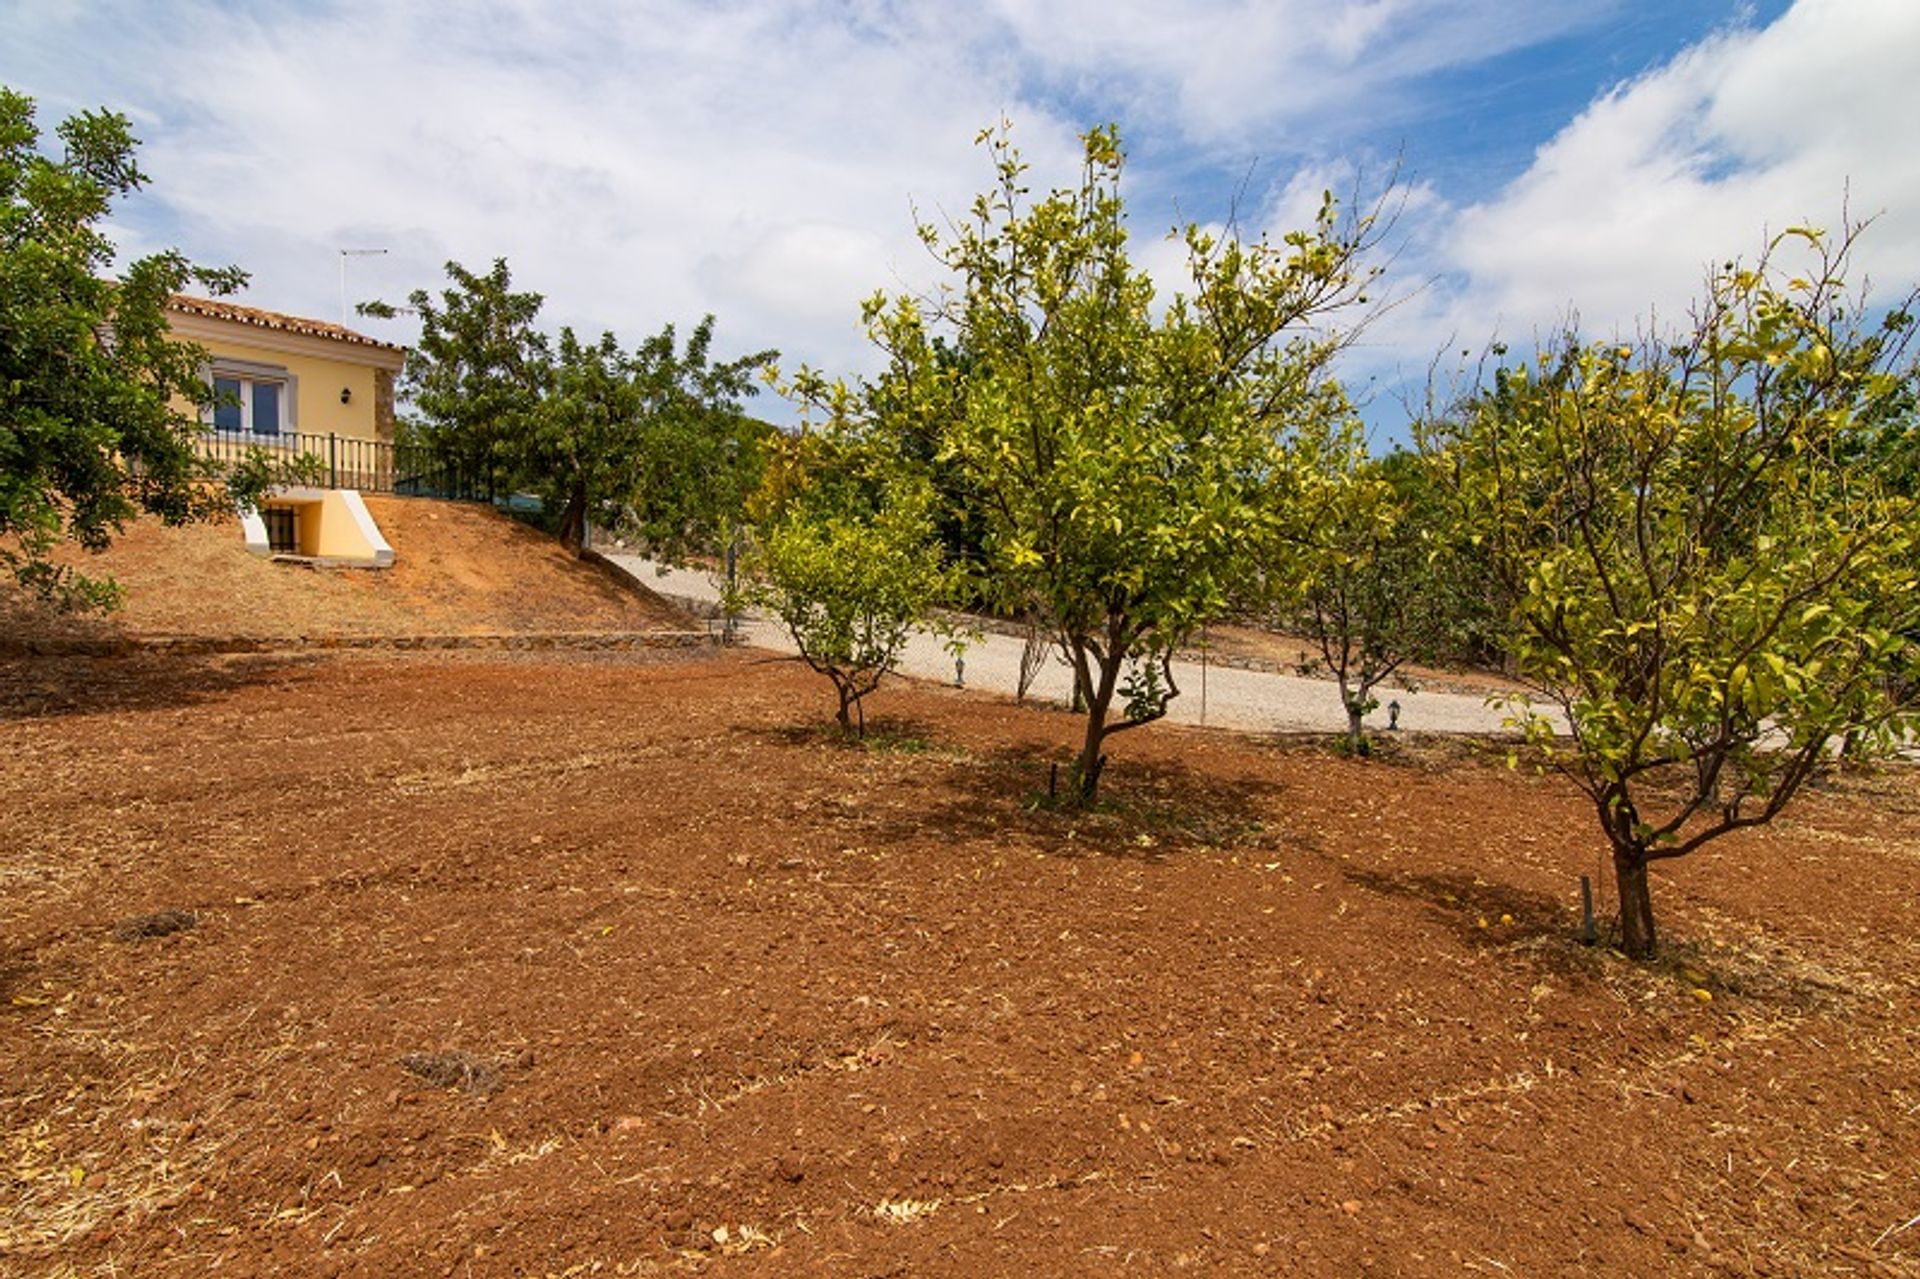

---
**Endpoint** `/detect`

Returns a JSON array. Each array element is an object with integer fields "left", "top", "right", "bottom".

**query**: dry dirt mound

[{"left": 4, "top": 496, "right": 691, "bottom": 642}]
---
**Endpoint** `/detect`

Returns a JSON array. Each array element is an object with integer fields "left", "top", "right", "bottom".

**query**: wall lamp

[{"left": 340, "top": 387, "right": 352, "bottom": 405}]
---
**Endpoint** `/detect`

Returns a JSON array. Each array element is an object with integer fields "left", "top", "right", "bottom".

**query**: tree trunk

[
  {"left": 1073, "top": 647, "right": 1123, "bottom": 805},
  {"left": 1017, "top": 623, "right": 1048, "bottom": 704},
  {"left": 1074, "top": 704, "right": 1108, "bottom": 804},
  {"left": 1345, "top": 705, "right": 1366, "bottom": 754},
  {"left": 556, "top": 488, "right": 587, "bottom": 555},
  {"left": 832, "top": 673, "right": 855, "bottom": 737},
  {"left": 1074, "top": 743, "right": 1107, "bottom": 803},
  {"left": 1613, "top": 845, "right": 1658, "bottom": 959}
]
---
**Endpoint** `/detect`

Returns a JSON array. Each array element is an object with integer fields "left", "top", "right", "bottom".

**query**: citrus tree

[
  {"left": 1430, "top": 225, "right": 1920, "bottom": 958},
  {"left": 1277, "top": 424, "right": 1477, "bottom": 752},
  {"left": 749, "top": 426, "right": 955, "bottom": 738},
  {"left": 852, "top": 122, "right": 1379, "bottom": 801}
]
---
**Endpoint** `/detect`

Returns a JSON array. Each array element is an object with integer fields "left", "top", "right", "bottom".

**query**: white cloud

[
  {"left": 7, "top": 0, "right": 1914, "bottom": 438},
  {"left": 16, "top": 0, "right": 1576, "bottom": 405},
  {"left": 985, "top": 0, "right": 1614, "bottom": 145},
  {"left": 694, "top": 222, "right": 893, "bottom": 346},
  {"left": 6, "top": 0, "right": 1088, "bottom": 390},
  {"left": 1429, "top": 0, "right": 1920, "bottom": 356}
]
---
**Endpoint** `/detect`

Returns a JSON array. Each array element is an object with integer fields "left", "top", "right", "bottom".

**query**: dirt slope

[{"left": 3, "top": 496, "right": 690, "bottom": 641}]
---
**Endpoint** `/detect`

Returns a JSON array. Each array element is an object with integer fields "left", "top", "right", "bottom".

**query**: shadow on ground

[
  {"left": 0, "top": 653, "right": 318, "bottom": 722},
  {"left": 747, "top": 715, "right": 951, "bottom": 755},
  {"left": 870, "top": 741, "right": 1293, "bottom": 861},
  {"left": 1343, "top": 866, "right": 1579, "bottom": 952}
]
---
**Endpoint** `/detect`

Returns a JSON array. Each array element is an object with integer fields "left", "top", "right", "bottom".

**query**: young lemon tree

[
  {"left": 857, "top": 122, "right": 1379, "bottom": 801},
  {"left": 1277, "top": 428, "right": 1479, "bottom": 753},
  {"left": 749, "top": 426, "right": 954, "bottom": 738},
  {"left": 1431, "top": 226, "right": 1920, "bottom": 958}
]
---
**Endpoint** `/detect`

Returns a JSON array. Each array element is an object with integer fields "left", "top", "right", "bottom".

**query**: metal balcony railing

[{"left": 195, "top": 429, "right": 495, "bottom": 501}]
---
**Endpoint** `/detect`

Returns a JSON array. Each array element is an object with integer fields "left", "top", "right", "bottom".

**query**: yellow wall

[
  {"left": 267, "top": 490, "right": 391, "bottom": 565},
  {"left": 294, "top": 499, "right": 325, "bottom": 554},
  {"left": 314, "top": 491, "right": 376, "bottom": 559},
  {"left": 198, "top": 338, "right": 385, "bottom": 441},
  {"left": 167, "top": 308, "right": 404, "bottom": 444}
]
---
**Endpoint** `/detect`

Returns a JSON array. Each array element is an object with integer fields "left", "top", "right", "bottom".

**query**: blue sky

[{"left": 5, "top": 0, "right": 1913, "bottom": 439}]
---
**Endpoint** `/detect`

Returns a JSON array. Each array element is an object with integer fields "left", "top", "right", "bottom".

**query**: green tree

[
  {"left": 536, "top": 327, "right": 624, "bottom": 549},
  {"left": 0, "top": 87, "right": 274, "bottom": 609},
  {"left": 853, "top": 122, "right": 1379, "bottom": 801},
  {"left": 1429, "top": 226, "right": 1920, "bottom": 959},
  {"left": 749, "top": 427, "right": 953, "bottom": 737},
  {"left": 1277, "top": 426, "right": 1476, "bottom": 752},
  {"left": 368, "top": 262, "right": 773, "bottom": 555},
  {"left": 611, "top": 317, "right": 776, "bottom": 563},
  {"left": 364, "top": 259, "right": 548, "bottom": 504}
]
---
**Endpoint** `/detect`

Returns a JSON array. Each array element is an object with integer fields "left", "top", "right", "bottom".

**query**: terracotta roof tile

[{"left": 168, "top": 294, "right": 407, "bottom": 352}]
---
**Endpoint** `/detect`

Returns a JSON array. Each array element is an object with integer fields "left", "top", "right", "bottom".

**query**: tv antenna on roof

[{"left": 338, "top": 247, "right": 387, "bottom": 324}]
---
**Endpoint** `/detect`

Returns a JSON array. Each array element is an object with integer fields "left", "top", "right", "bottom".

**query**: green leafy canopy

[
  {"left": 0, "top": 86, "right": 279, "bottom": 609},
  {"left": 1429, "top": 222, "right": 1920, "bottom": 956},
  {"left": 366, "top": 259, "right": 774, "bottom": 557},
  {"left": 812, "top": 121, "right": 1385, "bottom": 800},
  {"left": 1273, "top": 422, "right": 1486, "bottom": 751},
  {"left": 748, "top": 425, "right": 958, "bottom": 737}
]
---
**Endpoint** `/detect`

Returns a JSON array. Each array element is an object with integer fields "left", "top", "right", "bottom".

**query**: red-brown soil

[
  {"left": 3, "top": 649, "right": 1916, "bottom": 1277},
  {"left": 3, "top": 496, "right": 688, "bottom": 643}
]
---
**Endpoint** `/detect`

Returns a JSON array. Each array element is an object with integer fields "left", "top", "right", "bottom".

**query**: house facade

[
  {"left": 166, "top": 294, "right": 406, "bottom": 445},
  {"left": 167, "top": 295, "right": 407, "bottom": 566}
]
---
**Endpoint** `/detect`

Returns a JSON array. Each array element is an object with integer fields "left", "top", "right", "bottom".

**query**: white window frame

[{"left": 204, "top": 358, "right": 298, "bottom": 436}]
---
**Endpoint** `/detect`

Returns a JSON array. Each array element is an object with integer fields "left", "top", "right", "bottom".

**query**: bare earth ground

[
  {"left": 2, "top": 497, "right": 686, "bottom": 643},
  {"left": 1191, "top": 625, "right": 1521, "bottom": 699},
  {"left": 3, "top": 648, "right": 1917, "bottom": 1277}
]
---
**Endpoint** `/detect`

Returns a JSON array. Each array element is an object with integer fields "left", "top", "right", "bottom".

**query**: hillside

[{"left": 3, "top": 496, "right": 691, "bottom": 642}]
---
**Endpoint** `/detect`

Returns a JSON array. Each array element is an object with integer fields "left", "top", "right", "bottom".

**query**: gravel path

[{"left": 605, "top": 554, "right": 1546, "bottom": 738}]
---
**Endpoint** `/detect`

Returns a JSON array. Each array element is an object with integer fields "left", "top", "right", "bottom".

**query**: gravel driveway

[{"left": 604, "top": 554, "right": 1546, "bottom": 738}]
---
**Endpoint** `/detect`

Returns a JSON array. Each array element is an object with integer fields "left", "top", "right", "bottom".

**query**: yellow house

[{"left": 167, "top": 295, "right": 407, "bottom": 566}]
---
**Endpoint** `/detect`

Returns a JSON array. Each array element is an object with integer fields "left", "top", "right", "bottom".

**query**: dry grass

[
  {"left": 3, "top": 496, "right": 687, "bottom": 645},
  {"left": 398, "top": 1051, "right": 504, "bottom": 1097},
  {"left": 112, "top": 909, "right": 198, "bottom": 943},
  {"left": 0, "top": 1003, "right": 226, "bottom": 1263}
]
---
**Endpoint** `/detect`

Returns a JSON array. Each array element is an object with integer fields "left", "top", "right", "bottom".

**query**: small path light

[
  {"left": 1387, "top": 699, "right": 1401, "bottom": 731},
  {"left": 955, "top": 654, "right": 966, "bottom": 688}
]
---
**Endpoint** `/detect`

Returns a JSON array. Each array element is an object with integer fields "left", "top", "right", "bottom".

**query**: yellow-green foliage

[
  {"left": 1434, "top": 224, "right": 1920, "bottom": 954},
  {"left": 750, "top": 432, "right": 954, "bottom": 736},
  {"left": 841, "top": 122, "right": 1382, "bottom": 799}
]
